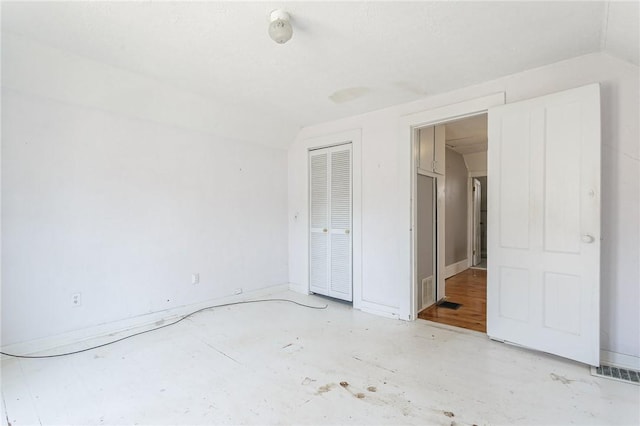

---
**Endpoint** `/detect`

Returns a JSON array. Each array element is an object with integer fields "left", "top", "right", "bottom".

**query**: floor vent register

[{"left": 591, "top": 364, "right": 639, "bottom": 385}]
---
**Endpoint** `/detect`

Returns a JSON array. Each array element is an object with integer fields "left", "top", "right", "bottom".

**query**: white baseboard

[
  {"left": 444, "top": 259, "right": 469, "bottom": 279},
  {"left": 360, "top": 304, "right": 400, "bottom": 320},
  {"left": 600, "top": 350, "right": 640, "bottom": 370},
  {"left": 1, "top": 284, "right": 289, "bottom": 358},
  {"left": 288, "top": 281, "right": 310, "bottom": 295}
]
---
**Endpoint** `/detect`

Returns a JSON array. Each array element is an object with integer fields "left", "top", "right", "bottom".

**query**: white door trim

[{"left": 402, "top": 93, "right": 505, "bottom": 321}]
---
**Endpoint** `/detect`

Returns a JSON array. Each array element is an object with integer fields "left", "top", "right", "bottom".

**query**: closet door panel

[
  {"left": 329, "top": 147, "right": 352, "bottom": 301},
  {"left": 310, "top": 233, "right": 328, "bottom": 292},
  {"left": 309, "top": 152, "right": 329, "bottom": 294},
  {"left": 330, "top": 233, "right": 351, "bottom": 297}
]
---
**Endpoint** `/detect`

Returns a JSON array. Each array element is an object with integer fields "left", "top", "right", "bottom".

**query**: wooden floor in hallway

[{"left": 418, "top": 268, "right": 487, "bottom": 332}]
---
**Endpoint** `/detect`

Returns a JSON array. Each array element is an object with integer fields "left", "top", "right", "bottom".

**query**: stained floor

[{"left": 2, "top": 289, "right": 638, "bottom": 425}]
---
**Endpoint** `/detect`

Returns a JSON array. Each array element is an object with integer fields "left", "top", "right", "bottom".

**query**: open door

[{"left": 487, "top": 84, "right": 600, "bottom": 366}]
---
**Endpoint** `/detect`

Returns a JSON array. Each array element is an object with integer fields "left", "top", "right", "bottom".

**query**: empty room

[{"left": 2, "top": 2, "right": 639, "bottom": 425}]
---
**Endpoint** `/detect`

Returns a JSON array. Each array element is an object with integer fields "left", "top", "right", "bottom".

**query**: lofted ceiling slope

[{"left": 1, "top": 1, "right": 638, "bottom": 149}]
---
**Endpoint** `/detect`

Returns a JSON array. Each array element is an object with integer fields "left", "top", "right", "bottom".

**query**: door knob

[
  {"left": 345, "top": 229, "right": 350, "bottom": 234},
  {"left": 582, "top": 234, "right": 595, "bottom": 244},
  {"left": 323, "top": 228, "right": 328, "bottom": 233}
]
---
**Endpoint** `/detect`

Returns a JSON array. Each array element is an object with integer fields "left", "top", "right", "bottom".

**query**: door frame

[{"left": 402, "top": 93, "right": 505, "bottom": 321}]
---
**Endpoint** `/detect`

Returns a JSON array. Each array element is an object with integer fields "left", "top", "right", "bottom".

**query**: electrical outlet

[
  {"left": 192, "top": 273, "right": 200, "bottom": 285},
  {"left": 71, "top": 292, "right": 82, "bottom": 307}
]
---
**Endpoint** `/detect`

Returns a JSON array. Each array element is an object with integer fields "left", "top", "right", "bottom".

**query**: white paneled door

[
  {"left": 487, "top": 84, "right": 601, "bottom": 366},
  {"left": 309, "top": 144, "right": 353, "bottom": 302}
]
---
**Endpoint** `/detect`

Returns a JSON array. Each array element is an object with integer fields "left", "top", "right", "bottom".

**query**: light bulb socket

[{"left": 268, "top": 9, "right": 293, "bottom": 44}]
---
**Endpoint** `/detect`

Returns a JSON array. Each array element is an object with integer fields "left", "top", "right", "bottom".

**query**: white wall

[
  {"left": 1, "top": 34, "right": 296, "bottom": 150},
  {"left": 1, "top": 43, "right": 288, "bottom": 346},
  {"left": 288, "top": 53, "right": 640, "bottom": 359},
  {"left": 444, "top": 148, "right": 469, "bottom": 266}
]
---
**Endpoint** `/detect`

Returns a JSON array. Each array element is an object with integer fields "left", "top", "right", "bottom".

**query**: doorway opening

[
  {"left": 414, "top": 113, "right": 488, "bottom": 333},
  {"left": 408, "top": 87, "right": 600, "bottom": 365}
]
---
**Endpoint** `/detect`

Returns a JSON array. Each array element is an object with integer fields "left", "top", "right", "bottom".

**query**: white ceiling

[
  {"left": 2, "top": 1, "right": 638, "bottom": 148},
  {"left": 444, "top": 114, "right": 488, "bottom": 155}
]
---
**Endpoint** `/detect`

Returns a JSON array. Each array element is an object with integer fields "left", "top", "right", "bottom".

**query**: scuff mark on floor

[
  {"left": 316, "top": 383, "right": 335, "bottom": 395},
  {"left": 352, "top": 356, "right": 397, "bottom": 373},
  {"left": 301, "top": 377, "right": 316, "bottom": 385},
  {"left": 336, "top": 381, "right": 368, "bottom": 400},
  {"left": 444, "top": 411, "right": 455, "bottom": 417},
  {"left": 281, "top": 343, "right": 304, "bottom": 354},
  {"left": 200, "top": 340, "right": 240, "bottom": 364},
  {"left": 550, "top": 373, "right": 573, "bottom": 384},
  {"left": 3, "top": 392, "right": 13, "bottom": 426}
]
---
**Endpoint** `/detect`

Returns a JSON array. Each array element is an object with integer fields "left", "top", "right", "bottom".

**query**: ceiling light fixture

[{"left": 268, "top": 10, "right": 293, "bottom": 44}]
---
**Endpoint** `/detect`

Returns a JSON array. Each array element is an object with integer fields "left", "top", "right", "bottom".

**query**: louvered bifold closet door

[
  {"left": 309, "top": 151, "right": 329, "bottom": 295},
  {"left": 308, "top": 143, "right": 352, "bottom": 302},
  {"left": 329, "top": 147, "right": 352, "bottom": 301}
]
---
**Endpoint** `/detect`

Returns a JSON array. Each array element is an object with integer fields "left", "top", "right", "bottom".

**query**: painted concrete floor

[{"left": 2, "top": 290, "right": 639, "bottom": 425}]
